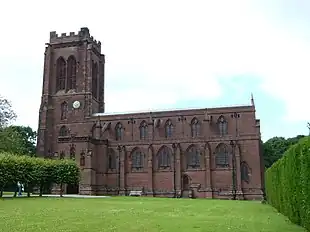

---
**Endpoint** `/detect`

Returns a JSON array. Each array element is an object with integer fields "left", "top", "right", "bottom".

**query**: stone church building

[{"left": 36, "top": 27, "right": 264, "bottom": 199}]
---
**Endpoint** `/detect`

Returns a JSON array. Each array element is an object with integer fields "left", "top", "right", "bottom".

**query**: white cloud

[{"left": 0, "top": 0, "right": 309, "bottom": 131}]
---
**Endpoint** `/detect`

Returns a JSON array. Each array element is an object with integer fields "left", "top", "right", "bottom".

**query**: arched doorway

[
  {"left": 181, "top": 174, "right": 191, "bottom": 198},
  {"left": 66, "top": 184, "right": 79, "bottom": 194}
]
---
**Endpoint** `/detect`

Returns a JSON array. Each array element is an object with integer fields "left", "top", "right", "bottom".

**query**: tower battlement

[{"left": 49, "top": 27, "right": 101, "bottom": 52}]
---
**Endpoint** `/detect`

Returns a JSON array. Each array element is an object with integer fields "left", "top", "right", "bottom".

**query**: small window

[
  {"left": 165, "top": 120, "right": 173, "bottom": 138},
  {"left": 140, "top": 121, "right": 148, "bottom": 140},
  {"left": 59, "top": 126, "right": 69, "bottom": 137},
  {"left": 191, "top": 118, "right": 200, "bottom": 137},
  {"left": 60, "top": 102, "right": 68, "bottom": 120},
  {"left": 108, "top": 149, "right": 116, "bottom": 169},
  {"left": 115, "top": 123, "right": 123, "bottom": 141},
  {"left": 218, "top": 116, "right": 228, "bottom": 136}
]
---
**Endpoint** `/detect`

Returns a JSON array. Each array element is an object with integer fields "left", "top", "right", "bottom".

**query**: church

[{"left": 36, "top": 27, "right": 264, "bottom": 199}]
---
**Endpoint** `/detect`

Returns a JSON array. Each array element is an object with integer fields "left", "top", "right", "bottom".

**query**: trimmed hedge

[
  {"left": 0, "top": 153, "right": 80, "bottom": 197},
  {"left": 265, "top": 137, "right": 310, "bottom": 231}
]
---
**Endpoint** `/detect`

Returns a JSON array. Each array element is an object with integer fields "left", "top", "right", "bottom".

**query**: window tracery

[
  {"left": 115, "top": 122, "right": 123, "bottom": 141},
  {"left": 215, "top": 143, "right": 229, "bottom": 168},
  {"left": 56, "top": 57, "right": 66, "bottom": 91},
  {"left": 218, "top": 115, "right": 228, "bottom": 136},
  {"left": 131, "top": 149, "right": 144, "bottom": 170},
  {"left": 59, "top": 126, "right": 69, "bottom": 137},
  {"left": 92, "top": 62, "right": 98, "bottom": 99},
  {"left": 108, "top": 148, "right": 116, "bottom": 170},
  {"left": 67, "top": 56, "right": 77, "bottom": 90},
  {"left": 165, "top": 120, "right": 173, "bottom": 138},
  {"left": 186, "top": 145, "right": 200, "bottom": 168},
  {"left": 191, "top": 118, "right": 200, "bottom": 137},
  {"left": 157, "top": 146, "right": 171, "bottom": 168},
  {"left": 60, "top": 101, "right": 68, "bottom": 120},
  {"left": 140, "top": 121, "right": 148, "bottom": 140}
]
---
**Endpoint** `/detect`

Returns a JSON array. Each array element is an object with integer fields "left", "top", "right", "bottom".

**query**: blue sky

[{"left": 0, "top": 0, "right": 309, "bottom": 141}]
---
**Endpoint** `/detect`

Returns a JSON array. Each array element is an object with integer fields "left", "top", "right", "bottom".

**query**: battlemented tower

[{"left": 36, "top": 27, "right": 105, "bottom": 157}]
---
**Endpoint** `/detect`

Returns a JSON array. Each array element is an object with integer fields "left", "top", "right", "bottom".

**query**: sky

[{"left": 0, "top": 0, "right": 309, "bottom": 141}]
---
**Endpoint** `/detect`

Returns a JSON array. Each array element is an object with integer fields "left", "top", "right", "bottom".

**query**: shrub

[
  {"left": 0, "top": 153, "right": 80, "bottom": 197},
  {"left": 265, "top": 137, "right": 310, "bottom": 231}
]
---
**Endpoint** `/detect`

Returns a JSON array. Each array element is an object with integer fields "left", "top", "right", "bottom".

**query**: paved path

[{"left": 2, "top": 194, "right": 110, "bottom": 198}]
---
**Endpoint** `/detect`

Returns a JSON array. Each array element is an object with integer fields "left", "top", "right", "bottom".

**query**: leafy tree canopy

[
  {"left": 0, "top": 95, "right": 16, "bottom": 128},
  {"left": 262, "top": 135, "right": 306, "bottom": 168},
  {"left": 0, "top": 126, "right": 37, "bottom": 156}
]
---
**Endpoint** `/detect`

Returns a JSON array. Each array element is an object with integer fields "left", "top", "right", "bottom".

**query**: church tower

[{"left": 36, "top": 27, "right": 105, "bottom": 157}]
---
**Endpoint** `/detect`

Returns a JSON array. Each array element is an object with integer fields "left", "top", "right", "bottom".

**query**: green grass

[
  {"left": 2, "top": 191, "right": 28, "bottom": 196},
  {"left": 0, "top": 197, "right": 306, "bottom": 232}
]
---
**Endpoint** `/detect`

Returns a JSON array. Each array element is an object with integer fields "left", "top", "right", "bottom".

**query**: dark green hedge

[
  {"left": 0, "top": 153, "right": 80, "bottom": 197},
  {"left": 265, "top": 137, "right": 310, "bottom": 231}
]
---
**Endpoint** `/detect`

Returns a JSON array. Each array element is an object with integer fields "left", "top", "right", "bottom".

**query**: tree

[
  {"left": 262, "top": 135, "right": 306, "bottom": 168},
  {"left": 0, "top": 95, "right": 16, "bottom": 128},
  {"left": 9, "top": 126, "right": 37, "bottom": 155},
  {"left": 0, "top": 126, "right": 37, "bottom": 156},
  {"left": 0, "top": 126, "right": 25, "bottom": 154}
]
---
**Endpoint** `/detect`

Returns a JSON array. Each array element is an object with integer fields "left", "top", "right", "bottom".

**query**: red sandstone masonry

[{"left": 37, "top": 27, "right": 264, "bottom": 199}]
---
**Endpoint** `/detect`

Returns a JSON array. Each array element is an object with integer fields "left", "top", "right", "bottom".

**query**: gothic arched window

[
  {"left": 67, "top": 56, "right": 77, "bottom": 90},
  {"left": 60, "top": 101, "right": 68, "bottom": 120},
  {"left": 157, "top": 146, "right": 171, "bottom": 168},
  {"left": 131, "top": 148, "right": 144, "bottom": 170},
  {"left": 92, "top": 62, "right": 98, "bottom": 99},
  {"left": 140, "top": 121, "right": 148, "bottom": 140},
  {"left": 186, "top": 145, "right": 200, "bottom": 168},
  {"left": 115, "top": 122, "right": 123, "bottom": 141},
  {"left": 108, "top": 148, "right": 116, "bottom": 170},
  {"left": 241, "top": 161, "right": 250, "bottom": 183},
  {"left": 215, "top": 143, "right": 229, "bottom": 168},
  {"left": 218, "top": 115, "right": 228, "bottom": 136},
  {"left": 59, "top": 126, "right": 69, "bottom": 137},
  {"left": 165, "top": 120, "right": 173, "bottom": 138},
  {"left": 56, "top": 57, "right": 66, "bottom": 91},
  {"left": 191, "top": 118, "right": 200, "bottom": 138}
]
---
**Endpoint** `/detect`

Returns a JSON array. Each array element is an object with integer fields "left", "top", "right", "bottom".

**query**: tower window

[
  {"left": 92, "top": 62, "right": 98, "bottom": 99},
  {"left": 59, "top": 126, "right": 69, "bottom": 137},
  {"left": 56, "top": 57, "right": 66, "bottom": 91},
  {"left": 60, "top": 102, "right": 68, "bottom": 120},
  {"left": 67, "top": 56, "right": 77, "bottom": 90}
]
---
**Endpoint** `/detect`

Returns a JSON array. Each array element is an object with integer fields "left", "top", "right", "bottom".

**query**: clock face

[{"left": 72, "top": 101, "right": 81, "bottom": 109}]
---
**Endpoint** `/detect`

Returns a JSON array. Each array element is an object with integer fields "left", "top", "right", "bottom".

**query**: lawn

[{"left": 0, "top": 197, "right": 306, "bottom": 232}]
